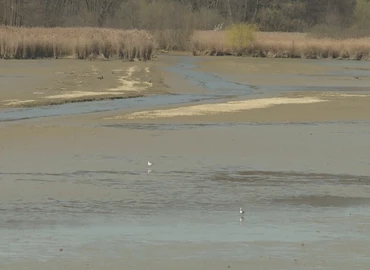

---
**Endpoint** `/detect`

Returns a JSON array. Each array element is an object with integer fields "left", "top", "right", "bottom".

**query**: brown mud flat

[
  {"left": 101, "top": 55, "right": 370, "bottom": 124},
  {"left": 1, "top": 55, "right": 370, "bottom": 270},
  {"left": 0, "top": 58, "right": 166, "bottom": 108},
  {"left": 2, "top": 54, "right": 370, "bottom": 124},
  {"left": 196, "top": 56, "right": 370, "bottom": 86},
  {"left": 102, "top": 94, "right": 370, "bottom": 124}
]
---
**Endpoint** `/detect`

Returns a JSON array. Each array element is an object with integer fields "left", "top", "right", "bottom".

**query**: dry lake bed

[{"left": 1, "top": 55, "right": 370, "bottom": 270}]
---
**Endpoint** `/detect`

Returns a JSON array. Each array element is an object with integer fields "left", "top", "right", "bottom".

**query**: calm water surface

[{"left": 1, "top": 122, "right": 370, "bottom": 264}]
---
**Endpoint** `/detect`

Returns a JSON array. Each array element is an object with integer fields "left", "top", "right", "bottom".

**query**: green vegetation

[{"left": 226, "top": 24, "right": 258, "bottom": 55}]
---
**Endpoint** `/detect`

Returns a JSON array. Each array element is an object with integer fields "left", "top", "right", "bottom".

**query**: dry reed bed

[
  {"left": 0, "top": 26, "right": 155, "bottom": 60},
  {"left": 191, "top": 31, "right": 370, "bottom": 60}
]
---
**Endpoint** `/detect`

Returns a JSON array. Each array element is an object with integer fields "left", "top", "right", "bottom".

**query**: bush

[{"left": 226, "top": 23, "right": 258, "bottom": 55}]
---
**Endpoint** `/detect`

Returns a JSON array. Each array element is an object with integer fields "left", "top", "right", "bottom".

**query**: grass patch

[
  {"left": 191, "top": 30, "right": 370, "bottom": 60},
  {"left": 0, "top": 26, "right": 156, "bottom": 60}
]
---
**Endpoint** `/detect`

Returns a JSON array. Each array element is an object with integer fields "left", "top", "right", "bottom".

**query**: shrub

[{"left": 226, "top": 23, "right": 258, "bottom": 55}]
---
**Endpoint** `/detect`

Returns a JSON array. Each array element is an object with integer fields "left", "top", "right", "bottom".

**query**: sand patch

[
  {"left": 91, "top": 65, "right": 99, "bottom": 75},
  {"left": 107, "top": 66, "right": 152, "bottom": 92},
  {"left": 3, "top": 99, "right": 35, "bottom": 106},
  {"left": 108, "top": 97, "right": 327, "bottom": 120},
  {"left": 0, "top": 59, "right": 160, "bottom": 109},
  {"left": 127, "top": 66, "right": 137, "bottom": 76},
  {"left": 320, "top": 93, "right": 370, "bottom": 98},
  {"left": 45, "top": 91, "right": 124, "bottom": 99}
]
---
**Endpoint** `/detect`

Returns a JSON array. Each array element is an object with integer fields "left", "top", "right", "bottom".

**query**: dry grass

[
  {"left": 0, "top": 26, "right": 156, "bottom": 60},
  {"left": 191, "top": 31, "right": 370, "bottom": 60},
  {"left": 152, "top": 29, "right": 194, "bottom": 51}
]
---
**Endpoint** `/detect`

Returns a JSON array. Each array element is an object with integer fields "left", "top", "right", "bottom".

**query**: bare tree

[
  {"left": 0, "top": 0, "right": 361, "bottom": 34},
  {"left": 2, "top": 0, "right": 23, "bottom": 26}
]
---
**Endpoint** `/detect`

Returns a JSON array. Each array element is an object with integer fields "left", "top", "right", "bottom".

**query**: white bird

[
  {"left": 239, "top": 207, "right": 245, "bottom": 215},
  {"left": 148, "top": 161, "right": 153, "bottom": 167}
]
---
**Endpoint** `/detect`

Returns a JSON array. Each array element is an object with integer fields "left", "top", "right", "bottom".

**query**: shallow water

[
  {"left": 1, "top": 119, "right": 370, "bottom": 267},
  {"left": 1, "top": 57, "right": 370, "bottom": 268},
  {"left": 164, "top": 58, "right": 257, "bottom": 96},
  {"left": 2, "top": 165, "right": 370, "bottom": 262}
]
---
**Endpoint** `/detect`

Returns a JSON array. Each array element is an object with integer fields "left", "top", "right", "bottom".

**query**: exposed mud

[
  {"left": 0, "top": 59, "right": 164, "bottom": 109},
  {"left": 1, "top": 55, "right": 370, "bottom": 270}
]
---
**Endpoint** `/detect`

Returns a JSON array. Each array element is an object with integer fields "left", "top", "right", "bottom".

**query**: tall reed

[
  {"left": 191, "top": 30, "right": 370, "bottom": 60},
  {"left": 0, "top": 26, "right": 156, "bottom": 60}
]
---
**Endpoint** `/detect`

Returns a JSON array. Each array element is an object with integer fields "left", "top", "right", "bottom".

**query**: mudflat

[
  {"left": 0, "top": 58, "right": 165, "bottom": 108},
  {"left": 102, "top": 55, "right": 370, "bottom": 124},
  {"left": 1, "top": 55, "right": 370, "bottom": 270}
]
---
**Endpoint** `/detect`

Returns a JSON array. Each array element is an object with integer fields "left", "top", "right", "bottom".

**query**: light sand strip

[
  {"left": 319, "top": 93, "right": 369, "bottom": 98},
  {"left": 44, "top": 91, "right": 125, "bottom": 99},
  {"left": 108, "top": 97, "right": 327, "bottom": 120},
  {"left": 3, "top": 99, "right": 36, "bottom": 106},
  {"left": 107, "top": 66, "right": 152, "bottom": 92}
]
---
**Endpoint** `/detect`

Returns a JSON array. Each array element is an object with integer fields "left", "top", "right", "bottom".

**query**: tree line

[{"left": 0, "top": 0, "right": 368, "bottom": 33}]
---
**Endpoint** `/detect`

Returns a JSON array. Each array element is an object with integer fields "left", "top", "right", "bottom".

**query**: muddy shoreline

[
  {"left": 0, "top": 58, "right": 166, "bottom": 109},
  {"left": 1, "top": 55, "right": 370, "bottom": 270},
  {"left": 6, "top": 94, "right": 146, "bottom": 108}
]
